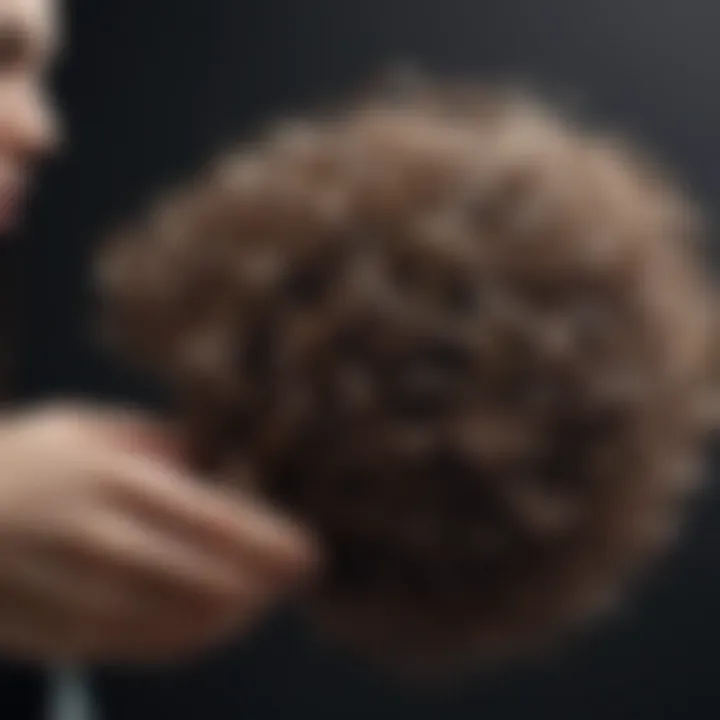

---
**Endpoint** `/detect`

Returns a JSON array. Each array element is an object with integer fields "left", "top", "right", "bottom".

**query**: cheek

[
  {"left": 0, "top": 78, "right": 27, "bottom": 150},
  {"left": 0, "top": 78, "right": 20, "bottom": 136},
  {"left": 0, "top": 75, "right": 57, "bottom": 158},
  {"left": 0, "top": 83, "right": 20, "bottom": 176}
]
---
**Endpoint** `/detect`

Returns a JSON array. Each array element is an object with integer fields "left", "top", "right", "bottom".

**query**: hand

[{"left": 0, "top": 403, "right": 319, "bottom": 665}]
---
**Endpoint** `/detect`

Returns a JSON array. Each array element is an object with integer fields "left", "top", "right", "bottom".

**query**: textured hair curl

[{"left": 96, "top": 81, "right": 718, "bottom": 674}]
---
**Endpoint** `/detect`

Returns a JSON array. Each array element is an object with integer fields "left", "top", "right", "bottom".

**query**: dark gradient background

[{"left": 9, "top": 0, "right": 720, "bottom": 718}]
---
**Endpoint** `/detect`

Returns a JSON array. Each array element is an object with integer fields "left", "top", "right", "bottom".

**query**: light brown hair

[{"left": 96, "top": 82, "right": 718, "bottom": 674}]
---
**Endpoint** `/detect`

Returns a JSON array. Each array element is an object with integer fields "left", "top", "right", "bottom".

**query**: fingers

[
  {"left": 32, "top": 404, "right": 320, "bottom": 584},
  {"left": 0, "top": 575, "right": 262, "bottom": 667},
  {"left": 0, "top": 535, "right": 283, "bottom": 666},
  {"left": 0, "top": 546, "right": 137, "bottom": 621},
  {"left": 103, "top": 456, "right": 321, "bottom": 586},
  {"left": 56, "top": 509, "right": 252, "bottom": 602},
  {"left": 0, "top": 402, "right": 324, "bottom": 665}
]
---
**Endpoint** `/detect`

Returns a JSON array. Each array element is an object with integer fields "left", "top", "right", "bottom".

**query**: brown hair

[{"left": 96, "top": 82, "right": 718, "bottom": 675}]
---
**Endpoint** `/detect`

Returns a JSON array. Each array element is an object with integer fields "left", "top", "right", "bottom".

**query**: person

[{"left": 0, "top": 0, "right": 319, "bottom": 668}]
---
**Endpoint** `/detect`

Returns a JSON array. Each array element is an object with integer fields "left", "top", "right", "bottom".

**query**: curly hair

[{"left": 95, "top": 82, "right": 718, "bottom": 675}]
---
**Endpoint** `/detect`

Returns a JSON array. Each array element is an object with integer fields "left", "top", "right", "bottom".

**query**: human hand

[{"left": 0, "top": 403, "right": 319, "bottom": 665}]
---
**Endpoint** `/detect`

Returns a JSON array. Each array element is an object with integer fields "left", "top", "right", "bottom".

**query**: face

[{"left": 0, "top": 0, "right": 60, "bottom": 234}]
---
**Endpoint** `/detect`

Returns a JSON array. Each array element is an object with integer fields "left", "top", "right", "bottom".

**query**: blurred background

[{"left": 6, "top": 0, "right": 720, "bottom": 718}]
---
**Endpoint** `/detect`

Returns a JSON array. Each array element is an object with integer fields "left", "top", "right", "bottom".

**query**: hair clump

[{"left": 96, "top": 81, "right": 718, "bottom": 675}]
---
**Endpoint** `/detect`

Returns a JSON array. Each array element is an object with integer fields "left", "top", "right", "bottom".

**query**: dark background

[{"left": 9, "top": 0, "right": 720, "bottom": 718}]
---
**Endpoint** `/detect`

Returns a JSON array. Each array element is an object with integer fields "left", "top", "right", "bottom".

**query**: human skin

[{"left": 0, "top": 0, "right": 320, "bottom": 666}]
